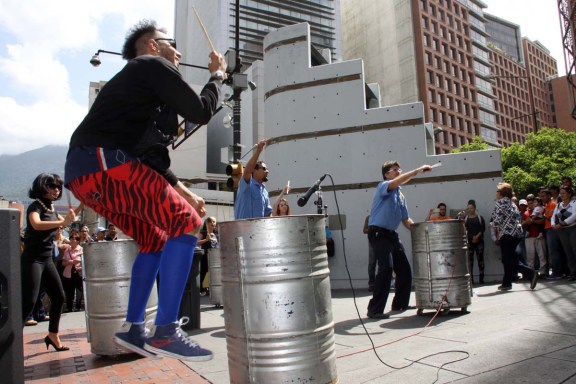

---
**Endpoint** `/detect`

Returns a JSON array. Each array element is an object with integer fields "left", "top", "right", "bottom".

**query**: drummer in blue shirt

[
  {"left": 234, "top": 139, "right": 273, "bottom": 220},
  {"left": 366, "top": 161, "right": 432, "bottom": 319}
]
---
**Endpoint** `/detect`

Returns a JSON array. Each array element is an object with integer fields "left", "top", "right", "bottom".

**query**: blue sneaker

[
  {"left": 113, "top": 321, "right": 159, "bottom": 358},
  {"left": 144, "top": 317, "right": 213, "bottom": 362}
]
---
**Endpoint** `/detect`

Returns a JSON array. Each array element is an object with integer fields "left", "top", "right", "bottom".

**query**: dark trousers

[
  {"left": 63, "top": 270, "right": 83, "bottom": 311},
  {"left": 22, "top": 256, "right": 65, "bottom": 333},
  {"left": 367, "top": 228, "right": 412, "bottom": 314},
  {"left": 547, "top": 228, "right": 568, "bottom": 276},
  {"left": 467, "top": 240, "right": 485, "bottom": 283},
  {"left": 500, "top": 235, "right": 534, "bottom": 287},
  {"left": 367, "top": 242, "right": 376, "bottom": 286},
  {"left": 200, "top": 251, "right": 208, "bottom": 290}
]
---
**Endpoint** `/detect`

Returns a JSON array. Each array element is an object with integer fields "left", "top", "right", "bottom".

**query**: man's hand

[
  {"left": 419, "top": 165, "right": 433, "bottom": 173},
  {"left": 174, "top": 182, "right": 206, "bottom": 218},
  {"left": 208, "top": 51, "right": 227, "bottom": 74},
  {"left": 256, "top": 139, "right": 267, "bottom": 153}
]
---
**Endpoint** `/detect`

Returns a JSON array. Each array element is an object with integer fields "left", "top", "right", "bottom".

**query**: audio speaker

[{"left": 0, "top": 208, "right": 23, "bottom": 384}]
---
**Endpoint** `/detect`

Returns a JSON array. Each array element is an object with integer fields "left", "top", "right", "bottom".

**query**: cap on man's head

[
  {"left": 518, "top": 199, "right": 528, "bottom": 206},
  {"left": 96, "top": 227, "right": 106, "bottom": 234}
]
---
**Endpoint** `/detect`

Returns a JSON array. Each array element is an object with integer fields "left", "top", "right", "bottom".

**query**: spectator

[
  {"left": 198, "top": 217, "right": 218, "bottom": 296},
  {"left": 272, "top": 182, "right": 291, "bottom": 216},
  {"left": 95, "top": 227, "right": 107, "bottom": 242},
  {"left": 463, "top": 200, "right": 486, "bottom": 284},
  {"left": 105, "top": 223, "right": 118, "bottom": 241},
  {"left": 61, "top": 232, "right": 84, "bottom": 312},
  {"left": 550, "top": 185, "right": 561, "bottom": 204},
  {"left": 540, "top": 188, "right": 564, "bottom": 278},
  {"left": 523, "top": 196, "right": 547, "bottom": 275},
  {"left": 551, "top": 185, "right": 576, "bottom": 281},
  {"left": 426, "top": 203, "right": 453, "bottom": 221},
  {"left": 491, "top": 183, "right": 538, "bottom": 292},
  {"left": 79, "top": 225, "right": 93, "bottom": 244}
]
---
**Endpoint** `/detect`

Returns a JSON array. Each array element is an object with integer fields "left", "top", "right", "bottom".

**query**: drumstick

[
  {"left": 192, "top": 7, "right": 216, "bottom": 52},
  {"left": 66, "top": 190, "right": 72, "bottom": 209}
]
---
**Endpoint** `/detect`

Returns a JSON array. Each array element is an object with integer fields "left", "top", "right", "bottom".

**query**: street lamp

[
  {"left": 486, "top": 74, "right": 539, "bottom": 133},
  {"left": 89, "top": 49, "right": 208, "bottom": 70}
]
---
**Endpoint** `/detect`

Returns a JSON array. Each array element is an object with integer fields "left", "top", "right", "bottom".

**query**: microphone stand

[{"left": 314, "top": 189, "right": 327, "bottom": 216}]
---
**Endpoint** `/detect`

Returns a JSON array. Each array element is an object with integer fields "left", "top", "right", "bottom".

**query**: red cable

[{"left": 338, "top": 253, "right": 460, "bottom": 359}]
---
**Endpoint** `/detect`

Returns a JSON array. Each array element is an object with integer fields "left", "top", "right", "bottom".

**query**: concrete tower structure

[{"left": 260, "top": 22, "right": 503, "bottom": 288}]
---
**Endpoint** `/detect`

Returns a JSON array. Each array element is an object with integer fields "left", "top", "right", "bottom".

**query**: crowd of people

[{"left": 512, "top": 177, "right": 576, "bottom": 282}]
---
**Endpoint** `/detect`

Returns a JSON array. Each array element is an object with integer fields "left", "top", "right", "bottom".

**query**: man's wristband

[{"left": 210, "top": 70, "right": 226, "bottom": 81}]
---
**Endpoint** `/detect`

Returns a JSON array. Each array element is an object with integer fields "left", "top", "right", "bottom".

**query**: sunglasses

[
  {"left": 47, "top": 183, "right": 62, "bottom": 190},
  {"left": 71, "top": 236, "right": 80, "bottom": 241},
  {"left": 279, "top": 203, "right": 288, "bottom": 207},
  {"left": 155, "top": 38, "right": 177, "bottom": 49}
]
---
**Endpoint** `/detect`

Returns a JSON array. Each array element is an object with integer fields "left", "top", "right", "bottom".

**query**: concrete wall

[{"left": 260, "top": 23, "right": 503, "bottom": 289}]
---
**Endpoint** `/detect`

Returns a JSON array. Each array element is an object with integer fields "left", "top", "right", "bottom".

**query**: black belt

[
  {"left": 368, "top": 225, "right": 394, "bottom": 233},
  {"left": 368, "top": 226, "right": 396, "bottom": 238}
]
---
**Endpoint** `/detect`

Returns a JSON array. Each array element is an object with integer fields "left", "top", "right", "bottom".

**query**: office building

[
  {"left": 341, "top": 0, "right": 559, "bottom": 152},
  {"left": 175, "top": 0, "right": 342, "bottom": 86}
]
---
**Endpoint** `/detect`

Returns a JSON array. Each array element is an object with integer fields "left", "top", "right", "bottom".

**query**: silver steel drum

[
  {"left": 82, "top": 240, "right": 158, "bottom": 356},
  {"left": 411, "top": 220, "right": 471, "bottom": 315},
  {"left": 219, "top": 215, "right": 338, "bottom": 384},
  {"left": 208, "top": 248, "right": 223, "bottom": 307}
]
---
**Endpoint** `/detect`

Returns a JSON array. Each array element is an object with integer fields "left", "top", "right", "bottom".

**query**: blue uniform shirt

[
  {"left": 368, "top": 180, "right": 409, "bottom": 231},
  {"left": 234, "top": 176, "right": 272, "bottom": 219}
]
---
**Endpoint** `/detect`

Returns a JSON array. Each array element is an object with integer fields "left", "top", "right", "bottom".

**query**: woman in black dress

[{"left": 21, "top": 173, "right": 76, "bottom": 351}]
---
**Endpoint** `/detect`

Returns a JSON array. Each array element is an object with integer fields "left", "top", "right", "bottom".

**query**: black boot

[{"left": 479, "top": 273, "right": 484, "bottom": 284}]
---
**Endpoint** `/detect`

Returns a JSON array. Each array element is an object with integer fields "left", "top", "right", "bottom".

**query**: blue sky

[
  {"left": 0, "top": 0, "right": 174, "bottom": 155},
  {"left": 0, "top": 0, "right": 566, "bottom": 156}
]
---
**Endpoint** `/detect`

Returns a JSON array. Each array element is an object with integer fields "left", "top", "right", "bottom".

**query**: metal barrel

[
  {"left": 82, "top": 240, "right": 158, "bottom": 356},
  {"left": 411, "top": 220, "right": 471, "bottom": 311},
  {"left": 219, "top": 215, "right": 338, "bottom": 384},
  {"left": 208, "top": 248, "right": 223, "bottom": 307}
]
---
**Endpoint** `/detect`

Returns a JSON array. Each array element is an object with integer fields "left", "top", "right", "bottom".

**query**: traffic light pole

[{"left": 232, "top": 0, "right": 242, "bottom": 165}]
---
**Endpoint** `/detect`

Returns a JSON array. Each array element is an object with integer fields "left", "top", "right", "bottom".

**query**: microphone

[{"left": 297, "top": 174, "right": 327, "bottom": 207}]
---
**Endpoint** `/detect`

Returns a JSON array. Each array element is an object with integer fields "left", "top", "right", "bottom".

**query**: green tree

[
  {"left": 501, "top": 127, "right": 576, "bottom": 197},
  {"left": 451, "top": 136, "right": 490, "bottom": 153}
]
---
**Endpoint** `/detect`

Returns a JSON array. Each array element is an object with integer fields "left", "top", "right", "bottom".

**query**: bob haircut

[
  {"left": 28, "top": 173, "right": 64, "bottom": 200},
  {"left": 497, "top": 182, "right": 514, "bottom": 199}
]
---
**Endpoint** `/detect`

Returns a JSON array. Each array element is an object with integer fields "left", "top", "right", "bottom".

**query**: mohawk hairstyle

[{"left": 121, "top": 19, "right": 167, "bottom": 60}]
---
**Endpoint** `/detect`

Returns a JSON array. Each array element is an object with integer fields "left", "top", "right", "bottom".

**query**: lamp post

[
  {"left": 89, "top": 49, "right": 208, "bottom": 70},
  {"left": 486, "top": 74, "right": 539, "bottom": 133}
]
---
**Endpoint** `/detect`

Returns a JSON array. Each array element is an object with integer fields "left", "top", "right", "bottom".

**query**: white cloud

[
  {"left": 0, "top": 97, "right": 86, "bottom": 155},
  {"left": 0, "top": 0, "right": 174, "bottom": 155}
]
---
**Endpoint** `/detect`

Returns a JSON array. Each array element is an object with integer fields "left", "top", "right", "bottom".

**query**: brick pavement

[{"left": 23, "top": 329, "right": 211, "bottom": 383}]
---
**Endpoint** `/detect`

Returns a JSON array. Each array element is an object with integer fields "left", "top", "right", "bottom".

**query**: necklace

[{"left": 35, "top": 198, "right": 55, "bottom": 214}]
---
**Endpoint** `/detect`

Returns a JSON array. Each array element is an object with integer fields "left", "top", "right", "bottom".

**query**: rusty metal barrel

[
  {"left": 219, "top": 215, "right": 338, "bottom": 384},
  {"left": 208, "top": 248, "right": 223, "bottom": 307},
  {"left": 411, "top": 220, "right": 471, "bottom": 315},
  {"left": 82, "top": 240, "right": 158, "bottom": 356}
]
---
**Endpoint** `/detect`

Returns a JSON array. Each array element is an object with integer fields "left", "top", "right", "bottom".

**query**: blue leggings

[{"left": 126, "top": 234, "right": 198, "bottom": 325}]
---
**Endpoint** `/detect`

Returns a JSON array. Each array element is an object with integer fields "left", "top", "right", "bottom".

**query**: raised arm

[
  {"left": 388, "top": 164, "right": 432, "bottom": 191},
  {"left": 242, "top": 139, "right": 267, "bottom": 183}
]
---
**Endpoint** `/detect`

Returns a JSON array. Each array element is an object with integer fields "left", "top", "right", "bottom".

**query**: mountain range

[{"left": 0, "top": 145, "right": 68, "bottom": 203}]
